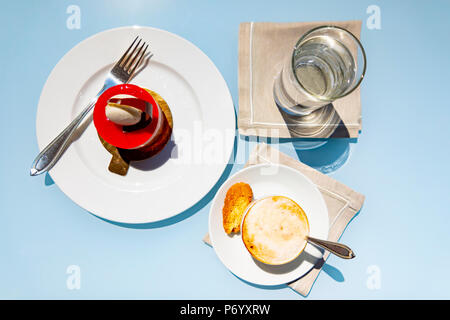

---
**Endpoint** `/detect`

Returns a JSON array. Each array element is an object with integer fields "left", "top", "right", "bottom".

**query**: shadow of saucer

[
  {"left": 231, "top": 250, "right": 328, "bottom": 292},
  {"left": 253, "top": 249, "right": 323, "bottom": 275},
  {"left": 130, "top": 139, "right": 177, "bottom": 171},
  {"left": 294, "top": 137, "right": 353, "bottom": 174}
]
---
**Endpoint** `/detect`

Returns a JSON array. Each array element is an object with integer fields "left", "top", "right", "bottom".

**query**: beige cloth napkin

[
  {"left": 203, "top": 144, "right": 365, "bottom": 296},
  {"left": 238, "top": 20, "right": 363, "bottom": 138}
]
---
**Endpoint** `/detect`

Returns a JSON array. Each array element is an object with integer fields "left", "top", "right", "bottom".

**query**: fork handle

[
  {"left": 306, "top": 236, "right": 356, "bottom": 259},
  {"left": 30, "top": 100, "right": 96, "bottom": 176}
]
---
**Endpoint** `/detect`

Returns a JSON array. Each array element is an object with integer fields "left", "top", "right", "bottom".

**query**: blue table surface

[{"left": 1, "top": 0, "right": 450, "bottom": 299}]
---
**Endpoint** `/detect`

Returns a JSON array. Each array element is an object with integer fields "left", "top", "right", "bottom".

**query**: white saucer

[{"left": 209, "top": 164, "right": 329, "bottom": 286}]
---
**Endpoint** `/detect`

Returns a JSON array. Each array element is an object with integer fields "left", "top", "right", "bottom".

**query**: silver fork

[{"left": 30, "top": 37, "right": 150, "bottom": 176}]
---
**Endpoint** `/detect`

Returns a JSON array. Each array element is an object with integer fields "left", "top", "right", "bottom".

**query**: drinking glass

[{"left": 273, "top": 26, "right": 366, "bottom": 116}]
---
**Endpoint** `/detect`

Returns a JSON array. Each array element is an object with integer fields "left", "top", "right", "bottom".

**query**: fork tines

[{"left": 117, "top": 36, "right": 150, "bottom": 76}]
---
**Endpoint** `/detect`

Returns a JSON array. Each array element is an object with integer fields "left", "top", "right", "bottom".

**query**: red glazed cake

[{"left": 93, "top": 84, "right": 173, "bottom": 174}]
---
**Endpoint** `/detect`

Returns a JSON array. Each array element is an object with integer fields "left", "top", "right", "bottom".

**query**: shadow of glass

[
  {"left": 233, "top": 250, "right": 327, "bottom": 292},
  {"left": 279, "top": 103, "right": 348, "bottom": 137},
  {"left": 256, "top": 134, "right": 354, "bottom": 175},
  {"left": 276, "top": 103, "right": 358, "bottom": 164},
  {"left": 294, "top": 137, "right": 353, "bottom": 174}
]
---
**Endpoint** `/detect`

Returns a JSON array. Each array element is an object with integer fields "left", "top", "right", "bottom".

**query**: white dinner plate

[
  {"left": 36, "top": 26, "right": 235, "bottom": 223},
  {"left": 209, "top": 164, "right": 329, "bottom": 286}
]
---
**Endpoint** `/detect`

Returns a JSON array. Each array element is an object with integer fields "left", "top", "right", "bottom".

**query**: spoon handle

[{"left": 306, "top": 236, "right": 355, "bottom": 259}]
